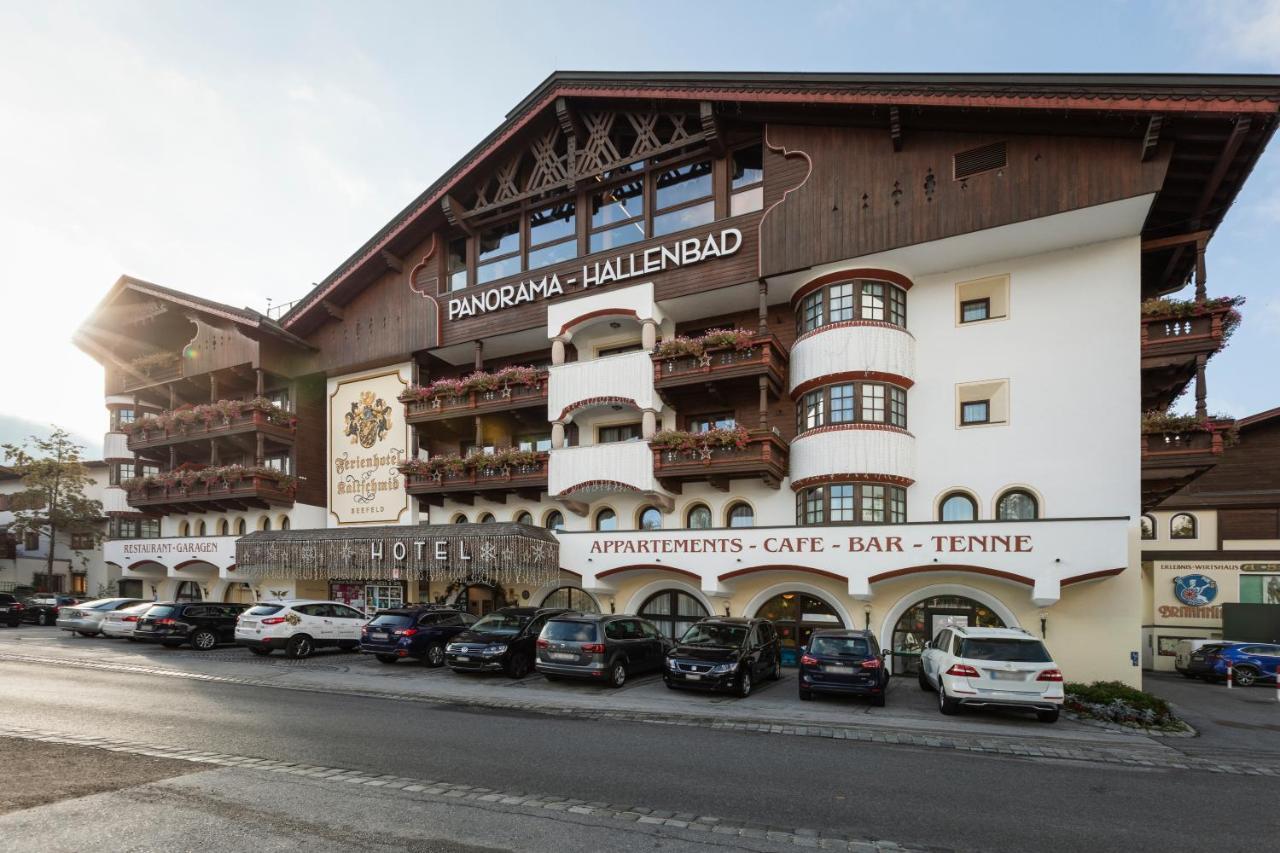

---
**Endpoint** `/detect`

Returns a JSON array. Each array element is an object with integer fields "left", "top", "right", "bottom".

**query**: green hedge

[{"left": 1065, "top": 680, "right": 1179, "bottom": 727}]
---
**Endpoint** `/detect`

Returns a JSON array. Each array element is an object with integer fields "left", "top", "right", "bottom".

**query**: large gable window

[
  {"left": 527, "top": 201, "right": 577, "bottom": 271},
  {"left": 476, "top": 219, "right": 521, "bottom": 285},
  {"left": 653, "top": 159, "right": 714, "bottom": 237}
]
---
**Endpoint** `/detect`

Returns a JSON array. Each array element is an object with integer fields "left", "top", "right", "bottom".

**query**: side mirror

[{"left": 922, "top": 641, "right": 931, "bottom": 650}]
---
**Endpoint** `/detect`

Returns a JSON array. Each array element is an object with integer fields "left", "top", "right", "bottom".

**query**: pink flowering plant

[{"left": 651, "top": 426, "right": 750, "bottom": 454}]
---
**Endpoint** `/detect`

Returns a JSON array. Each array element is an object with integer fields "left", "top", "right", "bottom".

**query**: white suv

[
  {"left": 234, "top": 600, "right": 368, "bottom": 659},
  {"left": 919, "top": 626, "right": 1064, "bottom": 723}
]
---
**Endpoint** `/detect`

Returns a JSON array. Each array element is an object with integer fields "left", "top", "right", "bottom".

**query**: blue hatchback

[
  {"left": 360, "top": 606, "right": 477, "bottom": 666},
  {"left": 797, "top": 629, "right": 889, "bottom": 706},
  {"left": 1205, "top": 642, "right": 1280, "bottom": 687}
]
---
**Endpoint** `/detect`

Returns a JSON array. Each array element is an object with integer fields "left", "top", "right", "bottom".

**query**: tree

[{"left": 2, "top": 428, "right": 103, "bottom": 583}]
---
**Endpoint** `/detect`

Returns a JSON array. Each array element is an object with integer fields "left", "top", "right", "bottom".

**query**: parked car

[
  {"left": 234, "top": 600, "right": 368, "bottom": 659},
  {"left": 919, "top": 626, "right": 1063, "bottom": 722},
  {"left": 360, "top": 606, "right": 476, "bottom": 665},
  {"left": 134, "top": 602, "right": 249, "bottom": 650},
  {"left": 663, "top": 617, "right": 782, "bottom": 698},
  {"left": 21, "top": 595, "right": 81, "bottom": 626},
  {"left": 797, "top": 629, "right": 889, "bottom": 706},
  {"left": 0, "top": 593, "right": 25, "bottom": 627},
  {"left": 445, "top": 607, "right": 568, "bottom": 678},
  {"left": 56, "top": 598, "right": 148, "bottom": 637},
  {"left": 1198, "top": 642, "right": 1280, "bottom": 686},
  {"left": 99, "top": 602, "right": 156, "bottom": 639},
  {"left": 1186, "top": 642, "right": 1235, "bottom": 680},
  {"left": 535, "top": 613, "right": 672, "bottom": 687}
]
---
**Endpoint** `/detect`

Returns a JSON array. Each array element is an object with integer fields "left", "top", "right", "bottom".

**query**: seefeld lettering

[{"left": 447, "top": 227, "right": 742, "bottom": 320}]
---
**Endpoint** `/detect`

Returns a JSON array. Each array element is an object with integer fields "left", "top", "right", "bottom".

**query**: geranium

[
  {"left": 654, "top": 336, "right": 704, "bottom": 359},
  {"left": 1141, "top": 295, "right": 1246, "bottom": 344},
  {"left": 651, "top": 426, "right": 750, "bottom": 453},
  {"left": 699, "top": 328, "right": 756, "bottom": 351}
]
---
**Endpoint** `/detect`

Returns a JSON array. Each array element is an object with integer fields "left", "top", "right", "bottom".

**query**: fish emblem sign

[{"left": 345, "top": 390, "right": 392, "bottom": 449}]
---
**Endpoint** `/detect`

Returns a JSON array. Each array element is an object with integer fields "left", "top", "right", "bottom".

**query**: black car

[
  {"left": 0, "top": 593, "right": 25, "bottom": 627},
  {"left": 20, "top": 594, "right": 82, "bottom": 626},
  {"left": 535, "top": 613, "right": 672, "bottom": 687},
  {"left": 361, "top": 605, "right": 477, "bottom": 665},
  {"left": 445, "top": 607, "right": 568, "bottom": 678},
  {"left": 664, "top": 617, "right": 782, "bottom": 698},
  {"left": 797, "top": 629, "right": 889, "bottom": 706},
  {"left": 133, "top": 602, "right": 249, "bottom": 650}
]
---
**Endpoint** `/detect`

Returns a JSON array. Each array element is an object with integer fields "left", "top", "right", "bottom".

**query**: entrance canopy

[{"left": 237, "top": 522, "right": 560, "bottom": 588}]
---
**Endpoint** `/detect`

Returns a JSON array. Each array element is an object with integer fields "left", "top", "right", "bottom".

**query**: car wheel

[
  {"left": 1036, "top": 708, "right": 1060, "bottom": 723},
  {"left": 506, "top": 653, "right": 530, "bottom": 679},
  {"left": 918, "top": 669, "right": 933, "bottom": 692},
  {"left": 737, "top": 671, "right": 753, "bottom": 698},
  {"left": 608, "top": 660, "right": 627, "bottom": 689},
  {"left": 249, "top": 647, "right": 272, "bottom": 657},
  {"left": 871, "top": 692, "right": 886, "bottom": 708},
  {"left": 798, "top": 688, "right": 812, "bottom": 701},
  {"left": 424, "top": 643, "right": 445, "bottom": 668},
  {"left": 285, "top": 635, "right": 314, "bottom": 660},
  {"left": 191, "top": 630, "right": 217, "bottom": 651},
  {"left": 938, "top": 682, "right": 960, "bottom": 716},
  {"left": 376, "top": 654, "right": 398, "bottom": 664},
  {"left": 770, "top": 654, "right": 782, "bottom": 681},
  {"left": 1233, "top": 666, "right": 1258, "bottom": 688}
]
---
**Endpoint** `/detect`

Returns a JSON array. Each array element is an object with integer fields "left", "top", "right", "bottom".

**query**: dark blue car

[
  {"left": 1204, "top": 642, "right": 1280, "bottom": 687},
  {"left": 360, "top": 606, "right": 477, "bottom": 666},
  {"left": 798, "top": 629, "right": 889, "bottom": 706}
]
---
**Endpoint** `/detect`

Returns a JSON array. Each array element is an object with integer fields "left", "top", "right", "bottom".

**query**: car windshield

[
  {"left": 543, "top": 620, "right": 597, "bottom": 642},
  {"left": 144, "top": 605, "right": 177, "bottom": 619},
  {"left": 679, "top": 623, "right": 748, "bottom": 648},
  {"left": 810, "top": 637, "right": 870, "bottom": 657},
  {"left": 368, "top": 613, "right": 415, "bottom": 628},
  {"left": 470, "top": 612, "right": 528, "bottom": 636},
  {"left": 957, "top": 638, "right": 1052, "bottom": 662},
  {"left": 244, "top": 605, "right": 284, "bottom": 617}
]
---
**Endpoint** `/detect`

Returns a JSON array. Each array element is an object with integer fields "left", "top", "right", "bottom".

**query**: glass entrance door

[
  {"left": 891, "top": 596, "right": 1004, "bottom": 676},
  {"left": 754, "top": 592, "right": 844, "bottom": 666}
]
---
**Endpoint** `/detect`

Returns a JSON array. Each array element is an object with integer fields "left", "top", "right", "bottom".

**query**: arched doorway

[
  {"left": 541, "top": 586, "right": 600, "bottom": 612},
  {"left": 639, "top": 589, "right": 709, "bottom": 640},
  {"left": 223, "top": 582, "right": 255, "bottom": 604},
  {"left": 754, "top": 591, "right": 844, "bottom": 666},
  {"left": 460, "top": 582, "right": 507, "bottom": 617},
  {"left": 890, "top": 594, "right": 1006, "bottom": 676},
  {"left": 174, "top": 580, "right": 203, "bottom": 603}
]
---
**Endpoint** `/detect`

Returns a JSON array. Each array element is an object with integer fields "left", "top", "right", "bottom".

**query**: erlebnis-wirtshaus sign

[{"left": 328, "top": 369, "right": 409, "bottom": 525}]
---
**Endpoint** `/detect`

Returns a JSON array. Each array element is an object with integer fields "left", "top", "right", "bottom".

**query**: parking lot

[{"left": 1142, "top": 670, "right": 1280, "bottom": 757}]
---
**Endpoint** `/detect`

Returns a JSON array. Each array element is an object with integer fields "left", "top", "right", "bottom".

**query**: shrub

[{"left": 1065, "top": 681, "right": 1181, "bottom": 728}]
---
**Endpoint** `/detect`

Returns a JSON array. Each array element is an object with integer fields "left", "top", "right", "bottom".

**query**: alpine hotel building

[{"left": 74, "top": 73, "right": 1280, "bottom": 686}]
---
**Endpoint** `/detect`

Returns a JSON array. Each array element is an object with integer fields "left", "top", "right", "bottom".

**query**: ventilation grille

[{"left": 953, "top": 142, "right": 1007, "bottom": 180}]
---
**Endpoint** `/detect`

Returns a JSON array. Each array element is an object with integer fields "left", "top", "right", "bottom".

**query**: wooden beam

[
  {"left": 441, "top": 194, "right": 476, "bottom": 235},
  {"left": 1141, "top": 115, "right": 1163, "bottom": 162},
  {"left": 555, "top": 96, "right": 584, "bottom": 144},
  {"left": 380, "top": 250, "right": 404, "bottom": 273},
  {"left": 699, "top": 102, "right": 725, "bottom": 156},
  {"left": 889, "top": 106, "right": 903, "bottom": 152},
  {"left": 320, "top": 300, "right": 345, "bottom": 321},
  {"left": 1141, "top": 229, "right": 1213, "bottom": 253}
]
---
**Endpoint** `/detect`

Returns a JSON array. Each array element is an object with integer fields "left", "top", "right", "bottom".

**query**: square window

[
  {"left": 829, "top": 283, "right": 856, "bottom": 323},
  {"left": 860, "top": 485, "right": 886, "bottom": 523},
  {"left": 829, "top": 484, "right": 856, "bottom": 523},
  {"left": 829, "top": 385, "right": 855, "bottom": 424},
  {"left": 861, "top": 385, "right": 885, "bottom": 423},
  {"left": 960, "top": 298, "right": 990, "bottom": 323},
  {"left": 860, "top": 282, "right": 886, "bottom": 321},
  {"left": 961, "top": 400, "right": 990, "bottom": 425},
  {"left": 955, "top": 274, "right": 1009, "bottom": 324}
]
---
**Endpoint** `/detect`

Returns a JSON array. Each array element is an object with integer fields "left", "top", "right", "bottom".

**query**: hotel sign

[
  {"left": 447, "top": 227, "right": 742, "bottom": 321},
  {"left": 329, "top": 370, "right": 409, "bottom": 525}
]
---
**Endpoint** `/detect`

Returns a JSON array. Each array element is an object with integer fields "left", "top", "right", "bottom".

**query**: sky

[{"left": 1, "top": 0, "right": 1279, "bottom": 451}]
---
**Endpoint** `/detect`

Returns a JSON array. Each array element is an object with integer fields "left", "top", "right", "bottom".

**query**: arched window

[
  {"left": 755, "top": 591, "right": 844, "bottom": 663},
  {"left": 196, "top": 521, "right": 206, "bottom": 537},
  {"left": 451, "top": 513, "right": 468, "bottom": 524},
  {"left": 514, "top": 511, "right": 533, "bottom": 525},
  {"left": 637, "top": 506, "right": 663, "bottom": 530},
  {"left": 478, "top": 512, "right": 495, "bottom": 523},
  {"left": 280, "top": 516, "right": 290, "bottom": 530},
  {"left": 1170, "top": 513, "right": 1197, "bottom": 540},
  {"left": 236, "top": 518, "right": 247, "bottom": 535},
  {"left": 259, "top": 516, "right": 271, "bottom": 531},
  {"left": 685, "top": 503, "right": 712, "bottom": 529},
  {"left": 726, "top": 502, "right": 754, "bottom": 528},
  {"left": 178, "top": 521, "right": 190, "bottom": 537},
  {"left": 544, "top": 510, "right": 564, "bottom": 531},
  {"left": 541, "top": 586, "right": 600, "bottom": 612},
  {"left": 639, "top": 589, "right": 709, "bottom": 639},
  {"left": 939, "top": 492, "right": 977, "bottom": 522},
  {"left": 218, "top": 519, "right": 229, "bottom": 536},
  {"left": 594, "top": 508, "right": 617, "bottom": 532},
  {"left": 1140, "top": 514, "right": 1156, "bottom": 540},
  {"left": 174, "top": 581, "right": 202, "bottom": 603},
  {"left": 996, "top": 489, "right": 1039, "bottom": 520}
]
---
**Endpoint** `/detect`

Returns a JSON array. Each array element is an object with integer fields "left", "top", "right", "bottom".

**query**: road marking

[
  {"left": 1, "top": 651, "right": 1277, "bottom": 777},
  {"left": 0, "top": 725, "right": 930, "bottom": 852}
]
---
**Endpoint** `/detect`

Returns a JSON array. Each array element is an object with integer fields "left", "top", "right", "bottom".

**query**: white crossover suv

[
  {"left": 234, "top": 600, "right": 368, "bottom": 659},
  {"left": 918, "top": 626, "right": 1064, "bottom": 722}
]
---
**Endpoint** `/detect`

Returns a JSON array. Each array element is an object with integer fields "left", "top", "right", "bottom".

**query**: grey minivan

[{"left": 535, "top": 613, "right": 672, "bottom": 687}]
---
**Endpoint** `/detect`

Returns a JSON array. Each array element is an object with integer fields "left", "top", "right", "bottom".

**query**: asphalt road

[
  {"left": 1144, "top": 670, "right": 1280, "bottom": 757},
  {"left": 0, "top": 659, "right": 1275, "bottom": 852}
]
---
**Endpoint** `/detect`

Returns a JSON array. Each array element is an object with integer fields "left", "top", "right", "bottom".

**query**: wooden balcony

[
  {"left": 119, "top": 360, "right": 183, "bottom": 393},
  {"left": 653, "top": 431, "right": 788, "bottom": 491},
  {"left": 1141, "top": 426, "right": 1229, "bottom": 509},
  {"left": 652, "top": 335, "right": 787, "bottom": 398},
  {"left": 127, "top": 407, "right": 295, "bottom": 452},
  {"left": 404, "top": 453, "right": 549, "bottom": 506},
  {"left": 126, "top": 474, "right": 295, "bottom": 514},
  {"left": 1141, "top": 304, "right": 1234, "bottom": 411},
  {"left": 403, "top": 378, "right": 549, "bottom": 425}
]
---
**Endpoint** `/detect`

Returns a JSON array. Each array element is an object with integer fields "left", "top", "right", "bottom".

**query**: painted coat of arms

[{"left": 344, "top": 391, "right": 393, "bottom": 449}]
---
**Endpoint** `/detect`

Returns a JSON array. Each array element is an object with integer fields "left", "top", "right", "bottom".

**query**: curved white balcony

[
  {"left": 102, "top": 486, "right": 133, "bottom": 515},
  {"left": 549, "top": 440, "right": 662, "bottom": 497},
  {"left": 103, "top": 432, "right": 131, "bottom": 460},
  {"left": 789, "top": 426, "right": 915, "bottom": 486},
  {"left": 789, "top": 323, "right": 915, "bottom": 392},
  {"left": 548, "top": 351, "right": 658, "bottom": 422}
]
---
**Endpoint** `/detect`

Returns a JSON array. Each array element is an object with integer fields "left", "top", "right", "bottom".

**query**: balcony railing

[
  {"left": 403, "top": 452, "right": 549, "bottom": 497},
  {"left": 548, "top": 351, "right": 658, "bottom": 420},
  {"left": 119, "top": 360, "right": 182, "bottom": 392},
  {"left": 1141, "top": 303, "right": 1236, "bottom": 358},
  {"left": 403, "top": 377, "right": 548, "bottom": 425},
  {"left": 653, "top": 431, "right": 788, "bottom": 490},
  {"left": 127, "top": 405, "right": 296, "bottom": 451},
  {"left": 1141, "top": 428, "right": 1225, "bottom": 461},
  {"left": 1140, "top": 423, "right": 1232, "bottom": 510},
  {"left": 126, "top": 473, "right": 296, "bottom": 512},
  {"left": 652, "top": 335, "right": 787, "bottom": 395}
]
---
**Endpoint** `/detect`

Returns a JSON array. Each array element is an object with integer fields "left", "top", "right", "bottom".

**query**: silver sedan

[
  {"left": 100, "top": 602, "right": 157, "bottom": 639},
  {"left": 57, "top": 598, "right": 148, "bottom": 637}
]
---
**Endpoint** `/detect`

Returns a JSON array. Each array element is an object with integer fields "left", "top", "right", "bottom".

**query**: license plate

[
  {"left": 370, "top": 632, "right": 388, "bottom": 641},
  {"left": 684, "top": 673, "right": 702, "bottom": 680},
  {"left": 0, "top": 607, "right": 9, "bottom": 613},
  {"left": 990, "top": 671, "right": 1026, "bottom": 681},
  {"left": 825, "top": 665, "right": 854, "bottom": 674},
  {"left": 456, "top": 655, "right": 471, "bottom": 662},
  {"left": 241, "top": 620, "right": 256, "bottom": 628},
  {"left": 548, "top": 652, "right": 576, "bottom": 661}
]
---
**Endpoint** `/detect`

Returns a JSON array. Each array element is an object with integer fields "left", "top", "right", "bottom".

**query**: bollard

[{"left": 1226, "top": 660, "right": 1233, "bottom": 689}]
